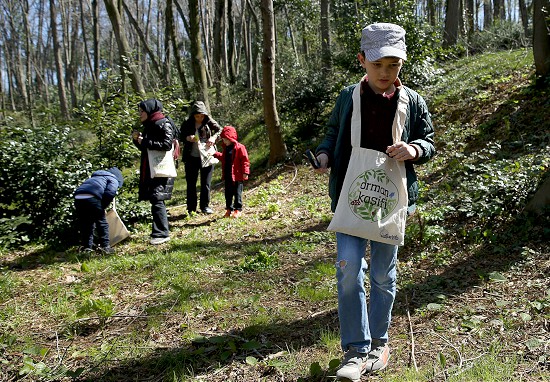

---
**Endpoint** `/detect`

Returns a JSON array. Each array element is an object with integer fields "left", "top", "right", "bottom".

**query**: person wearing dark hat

[
  {"left": 133, "top": 98, "right": 176, "bottom": 245},
  {"left": 179, "top": 101, "right": 221, "bottom": 215},
  {"left": 313, "top": 23, "right": 435, "bottom": 379},
  {"left": 74, "top": 167, "right": 124, "bottom": 253}
]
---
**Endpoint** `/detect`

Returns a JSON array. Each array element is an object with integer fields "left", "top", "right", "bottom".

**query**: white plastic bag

[{"left": 198, "top": 142, "right": 219, "bottom": 168}]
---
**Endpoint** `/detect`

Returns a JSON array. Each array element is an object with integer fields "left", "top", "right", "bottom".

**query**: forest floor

[{"left": 0, "top": 48, "right": 549, "bottom": 381}]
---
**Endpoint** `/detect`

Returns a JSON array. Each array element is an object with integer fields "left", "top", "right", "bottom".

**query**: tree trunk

[
  {"left": 189, "top": 0, "right": 210, "bottom": 105},
  {"left": 80, "top": 0, "right": 101, "bottom": 102},
  {"left": 518, "top": 0, "right": 528, "bottom": 35},
  {"left": 443, "top": 0, "right": 460, "bottom": 47},
  {"left": 260, "top": 0, "right": 288, "bottom": 165},
  {"left": 533, "top": 0, "right": 550, "bottom": 77},
  {"left": 167, "top": 0, "right": 191, "bottom": 98},
  {"left": 483, "top": 0, "right": 493, "bottom": 28},
  {"left": 227, "top": 0, "right": 237, "bottom": 83},
  {"left": 200, "top": 0, "right": 213, "bottom": 86},
  {"left": 428, "top": 0, "right": 436, "bottom": 26},
  {"left": 320, "top": 0, "right": 331, "bottom": 69},
  {"left": 103, "top": 0, "right": 146, "bottom": 96},
  {"left": 283, "top": 4, "right": 299, "bottom": 64},
  {"left": 465, "top": 0, "right": 475, "bottom": 43},
  {"left": 163, "top": 0, "right": 171, "bottom": 85},
  {"left": 213, "top": 0, "right": 227, "bottom": 104},
  {"left": 301, "top": 21, "right": 309, "bottom": 56},
  {"left": 21, "top": 0, "right": 35, "bottom": 126},
  {"left": 92, "top": 0, "right": 101, "bottom": 101},
  {"left": 0, "top": 50, "right": 5, "bottom": 119},
  {"left": 247, "top": 0, "right": 260, "bottom": 90},
  {"left": 4, "top": 0, "right": 29, "bottom": 111},
  {"left": 50, "top": 0, "right": 70, "bottom": 118},
  {"left": 243, "top": 11, "right": 253, "bottom": 90}
]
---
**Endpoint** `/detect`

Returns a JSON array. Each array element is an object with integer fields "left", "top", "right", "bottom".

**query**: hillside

[{"left": 0, "top": 48, "right": 548, "bottom": 381}]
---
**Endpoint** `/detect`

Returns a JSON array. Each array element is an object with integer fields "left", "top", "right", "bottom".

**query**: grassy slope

[{"left": 0, "top": 49, "right": 549, "bottom": 382}]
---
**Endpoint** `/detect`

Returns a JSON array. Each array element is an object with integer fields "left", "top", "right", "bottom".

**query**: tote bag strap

[{"left": 351, "top": 76, "right": 409, "bottom": 148}]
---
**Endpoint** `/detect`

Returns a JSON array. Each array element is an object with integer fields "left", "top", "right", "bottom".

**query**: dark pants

[
  {"left": 151, "top": 199, "right": 169, "bottom": 238},
  {"left": 225, "top": 180, "right": 244, "bottom": 211},
  {"left": 75, "top": 197, "right": 110, "bottom": 249},
  {"left": 184, "top": 156, "right": 214, "bottom": 212}
]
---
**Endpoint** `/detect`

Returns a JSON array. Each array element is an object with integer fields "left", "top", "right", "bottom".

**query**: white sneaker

[
  {"left": 365, "top": 343, "right": 390, "bottom": 372},
  {"left": 335, "top": 348, "right": 368, "bottom": 381},
  {"left": 150, "top": 237, "right": 170, "bottom": 245}
]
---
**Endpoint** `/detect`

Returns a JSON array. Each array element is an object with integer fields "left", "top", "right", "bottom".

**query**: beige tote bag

[
  {"left": 148, "top": 148, "right": 178, "bottom": 178},
  {"left": 106, "top": 199, "right": 130, "bottom": 246},
  {"left": 327, "top": 79, "right": 409, "bottom": 245}
]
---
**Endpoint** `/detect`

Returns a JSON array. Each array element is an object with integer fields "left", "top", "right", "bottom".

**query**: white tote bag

[
  {"left": 148, "top": 148, "right": 178, "bottom": 178},
  {"left": 106, "top": 199, "right": 130, "bottom": 246},
  {"left": 327, "top": 79, "right": 409, "bottom": 246}
]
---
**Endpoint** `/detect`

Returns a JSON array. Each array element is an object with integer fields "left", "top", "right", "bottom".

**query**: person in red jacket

[{"left": 214, "top": 126, "right": 250, "bottom": 218}]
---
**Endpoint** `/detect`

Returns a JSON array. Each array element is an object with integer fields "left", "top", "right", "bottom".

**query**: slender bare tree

[
  {"left": 533, "top": 0, "right": 550, "bottom": 77},
  {"left": 518, "top": 0, "right": 529, "bottom": 34},
  {"left": 50, "top": 0, "right": 70, "bottom": 118},
  {"left": 167, "top": 0, "right": 191, "bottom": 97},
  {"left": 320, "top": 0, "right": 331, "bottom": 69},
  {"left": 213, "top": 0, "right": 227, "bottom": 103},
  {"left": 188, "top": 0, "right": 210, "bottom": 106},
  {"left": 260, "top": 0, "right": 288, "bottom": 165},
  {"left": 103, "top": 0, "right": 146, "bottom": 95}
]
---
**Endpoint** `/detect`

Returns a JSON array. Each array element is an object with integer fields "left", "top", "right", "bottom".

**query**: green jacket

[{"left": 316, "top": 81, "right": 436, "bottom": 212}]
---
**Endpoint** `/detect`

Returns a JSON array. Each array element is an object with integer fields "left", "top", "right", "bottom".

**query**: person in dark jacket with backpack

[
  {"left": 133, "top": 98, "right": 175, "bottom": 245},
  {"left": 74, "top": 167, "right": 124, "bottom": 253},
  {"left": 179, "top": 101, "right": 221, "bottom": 215}
]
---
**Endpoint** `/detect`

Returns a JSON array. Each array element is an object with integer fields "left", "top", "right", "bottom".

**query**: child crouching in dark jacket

[
  {"left": 74, "top": 167, "right": 124, "bottom": 253},
  {"left": 214, "top": 126, "right": 250, "bottom": 218}
]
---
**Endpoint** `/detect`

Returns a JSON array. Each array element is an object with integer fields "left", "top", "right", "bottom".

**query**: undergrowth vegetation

[{"left": 0, "top": 48, "right": 549, "bottom": 381}]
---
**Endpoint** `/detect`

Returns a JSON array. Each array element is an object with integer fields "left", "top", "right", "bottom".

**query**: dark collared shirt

[{"left": 360, "top": 80, "right": 399, "bottom": 153}]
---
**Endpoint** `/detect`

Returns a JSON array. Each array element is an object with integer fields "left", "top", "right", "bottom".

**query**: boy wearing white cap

[{"left": 314, "top": 23, "right": 435, "bottom": 380}]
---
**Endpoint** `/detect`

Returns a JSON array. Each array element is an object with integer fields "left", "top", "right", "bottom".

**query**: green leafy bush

[
  {"left": 468, "top": 22, "right": 530, "bottom": 54},
  {"left": 0, "top": 124, "right": 92, "bottom": 248}
]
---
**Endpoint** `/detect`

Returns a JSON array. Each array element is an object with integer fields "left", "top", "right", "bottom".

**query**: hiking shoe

[
  {"left": 98, "top": 246, "right": 115, "bottom": 254},
  {"left": 78, "top": 246, "right": 94, "bottom": 254},
  {"left": 224, "top": 209, "right": 232, "bottom": 218},
  {"left": 335, "top": 348, "right": 368, "bottom": 381},
  {"left": 150, "top": 237, "right": 170, "bottom": 245},
  {"left": 231, "top": 210, "right": 241, "bottom": 218},
  {"left": 365, "top": 343, "right": 390, "bottom": 373},
  {"left": 201, "top": 207, "right": 213, "bottom": 214}
]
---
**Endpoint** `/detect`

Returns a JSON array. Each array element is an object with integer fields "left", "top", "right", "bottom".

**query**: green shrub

[
  {"left": 0, "top": 124, "right": 92, "bottom": 248},
  {"left": 468, "top": 21, "right": 530, "bottom": 54}
]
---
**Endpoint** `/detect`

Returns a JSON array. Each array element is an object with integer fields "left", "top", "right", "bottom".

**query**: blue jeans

[{"left": 335, "top": 232, "right": 398, "bottom": 354}]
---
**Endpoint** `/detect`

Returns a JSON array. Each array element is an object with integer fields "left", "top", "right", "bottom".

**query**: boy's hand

[
  {"left": 243, "top": 174, "right": 249, "bottom": 180},
  {"left": 386, "top": 142, "right": 418, "bottom": 161},
  {"left": 315, "top": 153, "right": 329, "bottom": 174}
]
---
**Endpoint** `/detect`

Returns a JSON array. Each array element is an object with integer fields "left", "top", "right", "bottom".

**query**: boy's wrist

[{"left": 410, "top": 144, "right": 421, "bottom": 160}]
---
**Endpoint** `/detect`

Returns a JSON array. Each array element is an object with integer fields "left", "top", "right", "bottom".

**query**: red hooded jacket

[{"left": 214, "top": 126, "right": 250, "bottom": 182}]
